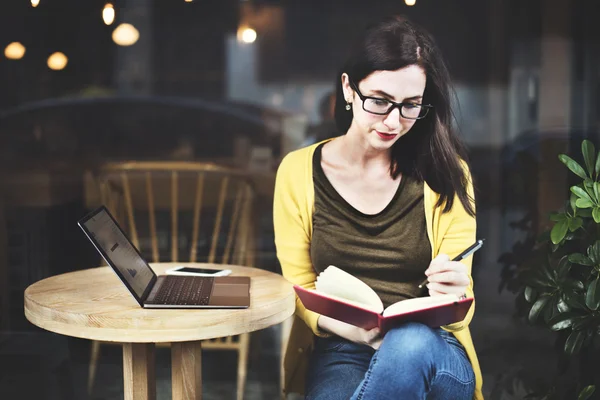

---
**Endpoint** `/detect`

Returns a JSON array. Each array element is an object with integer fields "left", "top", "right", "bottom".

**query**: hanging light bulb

[
  {"left": 103, "top": 3, "right": 115, "bottom": 25},
  {"left": 31, "top": 0, "right": 40, "bottom": 7},
  {"left": 242, "top": 28, "right": 257, "bottom": 43},
  {"left": 47, "top": 52, "right": 68, "bottom": 70},
  {"left": 4, "top": 42, "right": 26, "bottom": 60},
  {"left": 112, "top": 23, "right": 140, "bottom": 46},
  {"left": 237, "top": 27, "right": 257, "bottom": 44},
  {"left": 405, "top": 0, "right": 416, "bottom": 5}
]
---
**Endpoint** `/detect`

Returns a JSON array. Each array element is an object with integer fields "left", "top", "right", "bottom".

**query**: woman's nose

[{"left": 383, "top": 107, "right": 401, "bottom": 129}]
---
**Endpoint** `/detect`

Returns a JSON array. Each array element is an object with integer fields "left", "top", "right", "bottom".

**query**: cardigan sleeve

[
  {"left": 273, "top": 151, "right": 329, "bottom": 337},
  {"left": 440, "top": 164, "right": 477, "bottom": 332}
]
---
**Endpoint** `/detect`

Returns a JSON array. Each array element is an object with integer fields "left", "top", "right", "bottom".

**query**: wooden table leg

[
  {"left": 172, "top": 341, "right": 202, "bottom": 400},
  {"left": 123, "top": 343, "right": 156, "bottom": 400}
]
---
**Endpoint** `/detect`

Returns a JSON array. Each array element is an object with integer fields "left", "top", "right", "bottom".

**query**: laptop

[{"left": 78, "top": 206, "right": 251, "bottom": 309}]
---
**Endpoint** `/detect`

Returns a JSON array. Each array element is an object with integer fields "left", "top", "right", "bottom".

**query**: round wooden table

[{"left": 24, "top": 263, "right": 295, "bottom": 400}]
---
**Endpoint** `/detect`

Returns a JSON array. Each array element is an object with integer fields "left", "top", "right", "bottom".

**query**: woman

[{"left": 274, "top": 15, "right": 482, "bottom": 400}]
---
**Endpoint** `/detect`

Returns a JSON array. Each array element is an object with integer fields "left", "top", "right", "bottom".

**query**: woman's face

[{"left": 342, "top": 65, "right": 427, "bottom": 151}]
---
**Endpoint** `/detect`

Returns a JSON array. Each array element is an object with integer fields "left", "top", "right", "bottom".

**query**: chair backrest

[{"left": 90, "top": 161, "right": 255, "bottom": 267}]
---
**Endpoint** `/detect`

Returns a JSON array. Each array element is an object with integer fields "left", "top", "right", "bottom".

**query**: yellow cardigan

[{"left": 273, "top": 141, "right": 483, "bottom": 400}]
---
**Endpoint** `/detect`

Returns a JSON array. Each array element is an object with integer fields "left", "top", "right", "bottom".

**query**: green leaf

[
  {"left": 550, "top": 219, "right": 568, "bottom": 244},
  {"left": 568, "top": 217, "right": 583, "bottom": 231},
  {"left": 578, "top": 385, "right": 595, "bottom": 400},
  {"left": 548, "top": 312, "right": 579, "bottom": 331},
  {"left": 569, "top": 253, "right": 594, "bottom": 266},
  {"left": 585, "top": 277, "right": 600, "bottom": 310},
  {"left": 542, "top": 260, "right": 556, "bottom": 281},
  {"left": 572, "top": 186, "right": 593, "bottom": 201},
  {"left": 562, "top": 278, "right": 585, "bottom": 291},
  {"left": 584, "top": 181, "right": 597, "bottom": 207},
  {"left": 560, "top": 154, "right": 589, "bottom": 179},
  {"left": 557, "top": 255, "right": 571, "bottom": 279},
  {"left": 572, "top": 315, "right": 591, "bottom": 330},
  {"left": 593, "top": 208, "right": 600, "bottom": 223},
  {"left": 583, "top": 140, "right": 596, "bottom": 177},
  {"left": 588, "top": 241, "right": 600, "bottom": 264},
  {"left": 529, "top": 295, "right": 551, "bottom": 323},
  {"left": 529, "top": 273, "right": 552, "bottom": 288},
  {"left": 571, "top": 193, "right": 578, "bottom": 213},
  {"left": 543, "top": 296, "right": 557, "bottom": 322},
  {"left": 524, "top": 286, "right": 537, "bottom": 303},
  {"left": 595, "top": 182, "right": 600, "bottom": 202},
  {"left": 596, "top": 150, "right": 600, "bottom": 176},
  {"left": 565, "top": 329, "right": 585, "bottom": 355},
  {"left": 578, "top": 208, "right": 593, "bottom": 218},
  {"left": 550, "top": 212, "right": 566, "bottom": 222},
  {"left": 532, "top": 265, "right": 555, "bottom": 287},
  {"left": 576, "top": 198, "right": 594, "bottom": 209},
  {"left": 564, "top": 293, "right": 587, "bottom": 311},
  {"left": 551, "top": 220, "right": 568, "bottom": 244},
  {"left": 557, "top": 298, "right": 570, "bottom": 312}
]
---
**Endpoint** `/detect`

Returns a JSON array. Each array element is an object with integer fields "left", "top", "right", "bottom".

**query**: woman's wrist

[
  {"left": 317, "top": 315, "right": 332, "bottom": 333},
  {"left": 318, "top": 315, "right": 344, "bottom": 337},
  {"left": 318, "top": 315, "right": 356, "bottom": 340}
]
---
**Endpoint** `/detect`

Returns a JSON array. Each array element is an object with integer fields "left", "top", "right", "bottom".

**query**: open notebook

[{"left": 294, "top": 266, "right": 472, "bottom": 333}]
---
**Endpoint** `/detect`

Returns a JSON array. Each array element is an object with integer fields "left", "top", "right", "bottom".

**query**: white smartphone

[{"left": 165, "top": 266, "right": 232, "bottom": 277}]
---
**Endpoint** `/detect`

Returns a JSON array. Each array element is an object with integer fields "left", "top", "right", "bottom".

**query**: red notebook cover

[{"left": 294, "top": 285, "right": 473, "bottom": 333}]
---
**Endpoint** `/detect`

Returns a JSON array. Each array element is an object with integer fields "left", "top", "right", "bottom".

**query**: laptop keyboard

[{"left": 154, "top": 276, "right": 214, "bottom": 305}]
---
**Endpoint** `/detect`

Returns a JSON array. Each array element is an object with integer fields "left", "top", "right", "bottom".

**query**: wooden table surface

[
  {"left": 24, "top": 263, "right": 295, "bottom": 400},
  {"left": 24, "top": 262, "right": 294, "bottom": 342}
]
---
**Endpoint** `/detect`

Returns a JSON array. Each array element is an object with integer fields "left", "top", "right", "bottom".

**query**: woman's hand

[
  {"left": 424, "top": 254, "right": 470, "bottom": 297},
  {"left": 317, "top": 315, "right": 382, "bottom": 350}
]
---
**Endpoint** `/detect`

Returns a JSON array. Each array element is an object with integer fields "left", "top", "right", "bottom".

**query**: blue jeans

[{"left": 305, "top": 322, "right": 475, "bottom": 400}]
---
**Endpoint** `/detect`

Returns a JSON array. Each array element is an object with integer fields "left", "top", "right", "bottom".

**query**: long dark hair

[{"left": 334, "top": 15, "right": 475, "bottom": 216}]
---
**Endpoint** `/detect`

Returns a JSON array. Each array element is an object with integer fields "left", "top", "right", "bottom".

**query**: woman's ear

[{"left": 340, "top": 73, "right": 353, "bottom": 104}]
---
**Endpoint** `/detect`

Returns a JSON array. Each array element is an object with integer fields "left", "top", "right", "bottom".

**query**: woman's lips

[{"left": 376, "top": 131, "right": 398, "bottom": 140}]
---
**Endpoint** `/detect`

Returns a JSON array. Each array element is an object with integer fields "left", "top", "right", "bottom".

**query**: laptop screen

[{"left": 79, "top": 207, "right": 155, "bottom": 302}]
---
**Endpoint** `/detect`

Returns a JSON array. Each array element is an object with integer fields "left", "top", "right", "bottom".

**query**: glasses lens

[
  {"left": 401, "top": 104, "right": 424, "bottom": 119},
  {"left": 363, "top": 98, "right": 391, "bottom": 115}
]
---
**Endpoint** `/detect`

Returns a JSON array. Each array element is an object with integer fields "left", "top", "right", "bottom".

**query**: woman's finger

[
  {"left": 370, "top": 337, "right": 383, "bottom": 350},
  {"left": 367, "top": 327, "right": 381, "bottom": 341},
  {"left": 360, "top": 327, "right": 381, "bottom": 346},
  {"left": 428, "top": 288, "right": 446, "bottom": 297},
  {"left": 427, "top": 282, "right": 466, "bottom": 296},
  {"left": 426, "top": 261, "right": 467, "bottom": 276},
  {"left": 426, "top": 271, "right": 470, "bottom": 286}
]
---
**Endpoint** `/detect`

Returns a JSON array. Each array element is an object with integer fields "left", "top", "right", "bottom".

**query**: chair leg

[
  {"left": 88, "top": 340, "right": 101, "bottom": 395},
  {"left": 236, "top": 333, "right": 250, "bottom": 400},
  {"left": 279, "top": 316, "right": 293, "bottom": 399}
]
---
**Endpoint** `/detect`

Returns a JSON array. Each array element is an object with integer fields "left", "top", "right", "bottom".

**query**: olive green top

[{"left": 310, "top": 143, "right": 432, "bottom": 308}]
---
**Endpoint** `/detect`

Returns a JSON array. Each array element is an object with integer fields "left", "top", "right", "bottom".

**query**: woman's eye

[
  {"left": 404, "top": 103, "right": 420, "bottom": 109},
  {"left": 372, "top": 99, "right": 389, "bottom": 106}
]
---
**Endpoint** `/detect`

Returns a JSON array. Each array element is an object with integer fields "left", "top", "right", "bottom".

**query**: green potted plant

[{"left": 499, "top": 139, "right": 599, "bottom": 400}]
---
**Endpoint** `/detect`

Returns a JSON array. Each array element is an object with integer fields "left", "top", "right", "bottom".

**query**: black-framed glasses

[{"left": 350, "top": 80, "right": 433, "bottom": 120}]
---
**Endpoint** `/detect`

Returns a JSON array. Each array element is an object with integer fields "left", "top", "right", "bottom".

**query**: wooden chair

[{"left": 87, "top": 161, "right": 255, "bottom": 400}]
